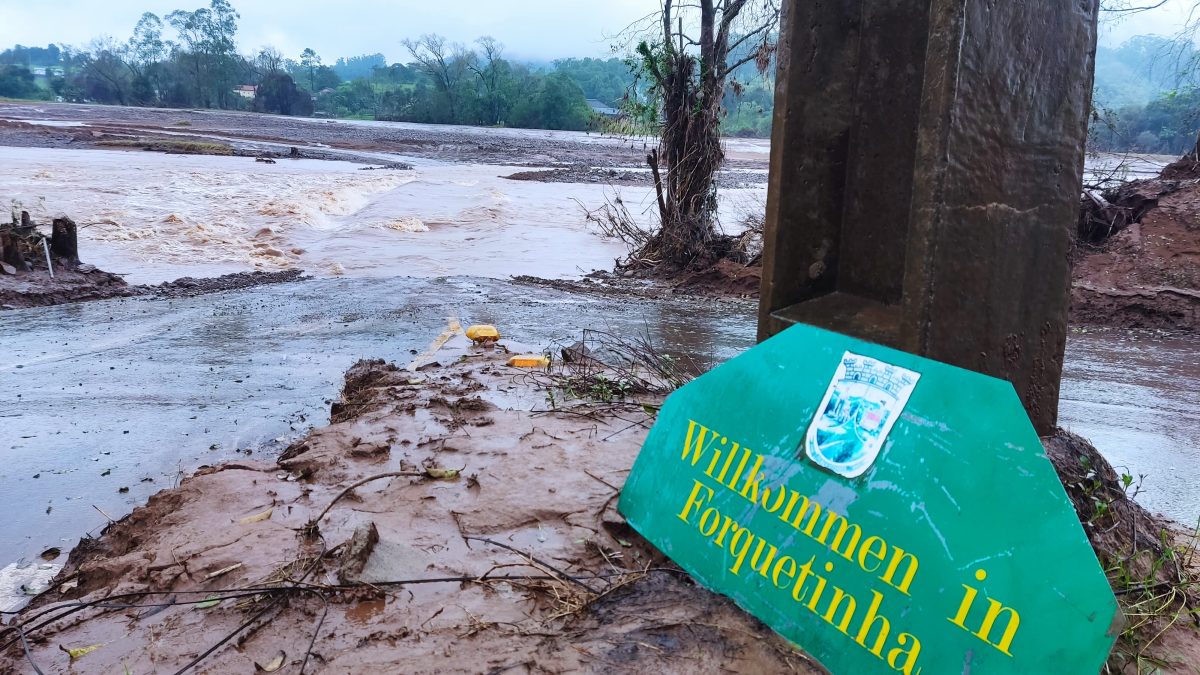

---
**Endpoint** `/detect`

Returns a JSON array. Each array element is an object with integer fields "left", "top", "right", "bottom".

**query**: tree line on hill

[{"left": 0, "top": 0, "right": 777, "bottom": 136}]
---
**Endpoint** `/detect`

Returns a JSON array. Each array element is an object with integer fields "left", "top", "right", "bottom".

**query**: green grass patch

[{"left": 96, "top": 138, "right": 234, "bottom": 156}]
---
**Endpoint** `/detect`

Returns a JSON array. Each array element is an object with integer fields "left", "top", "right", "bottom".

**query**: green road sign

[{"left": 619, "top": 324, "right": 1119, "bottom": 674}]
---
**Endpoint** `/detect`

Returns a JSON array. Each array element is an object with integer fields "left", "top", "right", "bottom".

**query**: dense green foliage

[
  {"left": 1092, "top": 87, "right": 1200, "bottom": 155},
  {"left": 1088, "top": 36, "right": 1200, "bottom": 155},
  {"left": 253, "top": 71, "right": 313, "bottom": 116},
  {"left": 0, "top": 44, "right": 63, "bottom": 67},
  {"left": 552, "top": 57, "right": 630, "bottom": 106},
  {"left": 0, "top": 64, "right": 39, "bottom": 98},
  {"left": 8, "top": 3, "right": 1200, "bottom": 146}
]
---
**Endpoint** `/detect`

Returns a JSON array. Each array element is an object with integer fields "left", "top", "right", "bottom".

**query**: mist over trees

[{"left": 1086, "top": 31, "right": 1200, "bottom": 155}]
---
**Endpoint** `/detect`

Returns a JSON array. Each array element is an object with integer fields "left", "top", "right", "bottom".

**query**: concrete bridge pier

[{"left": 758, "top": 0, "right": 1100, "bottom": 435}]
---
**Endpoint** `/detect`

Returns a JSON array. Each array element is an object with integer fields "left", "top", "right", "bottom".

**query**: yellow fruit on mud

[
  {"left": 507, "top": 354, "right": 550, "bottom": 368},
  {"left": 466, "top": 324, "right": 500, "bottom": 343}
]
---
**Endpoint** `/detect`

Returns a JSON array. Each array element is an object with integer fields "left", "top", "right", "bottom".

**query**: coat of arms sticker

[{"left": 804, "top": 351, "right": 921, "bottom": 478}]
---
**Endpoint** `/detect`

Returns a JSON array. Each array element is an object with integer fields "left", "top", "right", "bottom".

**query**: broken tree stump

[
  {"left": 0, "top": 229, "right": 26, "bottom": 272},
  {"left": 51, "top": 216, "right": 80, "bottom": 265}
]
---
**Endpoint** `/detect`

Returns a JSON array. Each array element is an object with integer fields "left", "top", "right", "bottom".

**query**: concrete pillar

[{"left": 758, "top": 0, "right": 1099, "bottom": 435}]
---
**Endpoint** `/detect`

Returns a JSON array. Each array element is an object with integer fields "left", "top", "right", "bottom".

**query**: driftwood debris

[{"left": 0, "top": 211, "right": 82, "bottom": 275}]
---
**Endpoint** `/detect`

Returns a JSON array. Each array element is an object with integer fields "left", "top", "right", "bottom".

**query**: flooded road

[
  {"left": 0, "top": 277, "right": 751, "bottom": 564},
  {"left": 3, "top": 278, "right": 1197, "bottom": 566}
]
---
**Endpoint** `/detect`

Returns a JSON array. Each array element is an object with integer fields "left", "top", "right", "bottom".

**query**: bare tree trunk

[
  {"left": 635, "top": 0, "right": 774, "bottom": 269},
  {"left": 51, "top": 216, "right": 80, "bottom": 265}
]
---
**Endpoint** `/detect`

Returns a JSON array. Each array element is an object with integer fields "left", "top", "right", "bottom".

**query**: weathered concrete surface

[{"left": 759, "top": 0, "right": 1100, "bottom": 434}]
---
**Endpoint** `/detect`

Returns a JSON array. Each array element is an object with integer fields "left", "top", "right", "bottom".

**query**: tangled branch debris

[{"left": 1046, "top": 431, "right": 1200, "bottom": 671}]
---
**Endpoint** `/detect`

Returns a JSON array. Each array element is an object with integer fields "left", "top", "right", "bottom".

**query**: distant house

[
  {"left": 586, "top": 99, "right": 621, "bottom": 118},
  {"left": 318, "top": 87, "right": 336, "bottom": 96},
  {"left": 31, "top": 67, "right": 46, "bottom": 77},
  {"left": 233, "top": 84, "right": 257, "bottom": 99}
]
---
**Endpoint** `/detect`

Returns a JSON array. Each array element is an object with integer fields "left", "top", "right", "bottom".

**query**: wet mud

[
  {"left": 0, "top": 265, "right": 136, "bottom": 309},
  {"left": 0, "top": 341, "right": 819, "bottom": 674},
  {"left": 0, "top": 268, "right": 309, "bottom": 310},
  {"left": 5, "top": 334, "right": 1198, "bottom": 673},
  {"left": 0, "top": 276, "right": 755, "bottom": 567},
  {"left": 504, "top": 165, "right": 768, "bottom": 189},
  {"left": 1075, "top": 163, "right": 1200, "bottom": 331}
]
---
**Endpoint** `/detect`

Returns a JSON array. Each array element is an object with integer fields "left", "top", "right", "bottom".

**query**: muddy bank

[
  {"left": 0, "top": 102, "right": 765, "bottom": 170},
  {"left": 0, "top": 118, "right": 412, "bottom": 167},
  {"left": 514, "top": 258, "right": 763, "bottom": 302},
  {"left": 502, "top": 148, "right": 1196, "bottom": 330},
  {"left": 504, "top": 165, "right": 767, "bottom": 189},
  {"left": 151, "top": 269, "right": 308, "bottom": 299},
  {"left": 1045, "top": 430, "right": 1200, "bottom": 671},
  {"left": 1074, "top": 163, "right": 1200, "bottom": 331},
  {"left": 0, "top": 265, "right": 137, "bottom": 309},
  {"left": 0, "top": 339, "right": 817, "bottom": 674},
  {"left": 0, "top": 267, "right": 309, "bottom": 310},
  {"left": 0, "top": 213, "right": 137, "bottom": 309}
]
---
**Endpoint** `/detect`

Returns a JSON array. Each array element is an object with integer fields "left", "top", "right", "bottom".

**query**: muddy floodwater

[{"left": 2, "top": 278, "right": 1198, "bottom": 566}]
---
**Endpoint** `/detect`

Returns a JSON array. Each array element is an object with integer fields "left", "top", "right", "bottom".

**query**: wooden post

[{"left": 0, "top": 229, "right": 26, "bottom": 272}]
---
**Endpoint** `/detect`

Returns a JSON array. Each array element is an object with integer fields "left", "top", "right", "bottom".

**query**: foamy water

[{"left": 0, "top": 146, "right": 764, "bottom": 284}]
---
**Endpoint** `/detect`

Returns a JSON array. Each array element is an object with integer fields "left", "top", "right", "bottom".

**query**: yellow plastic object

[
  {"left": 507, "top": 354, "right": 550, "bottom": 368},
  {"left": 466, "top": 324, "right": 501, "bottom": 343}
]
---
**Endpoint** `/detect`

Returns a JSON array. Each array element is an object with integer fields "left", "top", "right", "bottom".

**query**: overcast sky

[
  {"left": 1101, "top": 0, "right": 1200, "bottom": 44},
  {"left": 0, "top": 0, "right": 1196, "bottom": 64},
  {"left": 0, "top": 0, "right": 661, "bottom": 63}
]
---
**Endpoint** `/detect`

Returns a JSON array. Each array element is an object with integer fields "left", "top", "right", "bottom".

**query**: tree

[
  {"left": 256, "top": 46, "right": 284, "bottom": 75},
  {"left": 254, "top": 71, "right": 312, "bottom": 115},
  {"left": 166, "top": 0, "right": 241, "bottom": 107},
  {"left": 312, "top": 65, "right": 341, "bottom": 91},
  {"left": 1097, "top": 0, "right": 1200, "bottom": 158},
  {"left": 403, "top": 34, "right": 471, "bottom": 122},
  {"left": 82, "top": 37, "right": 132, "bottom": 105},
  {"left": 629, "top": 0, "right": 780, "bottom": 268},
  {"left": 537, "top": 72, "right": 591, "bottom": 130},
  {"left": 127, "top": 13, "right": 167, "bottom": 104},
  {"left": 333, "top": 53, "right": 386, "bottom": 80},
  {"left": 127, "top": 12, "right": 166, "bottom": 73},
  {"left": 553, "top": 57, "right": 633, "bottom": 106},
  {"left": 299, "top": 47, "right": 321, "bottom": 91},
  {"left": 469, "top": 37, "right": 509, "bottom": 125},
  {"left": 0, "top": 65, "right": 38, "bottom": 98}
]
